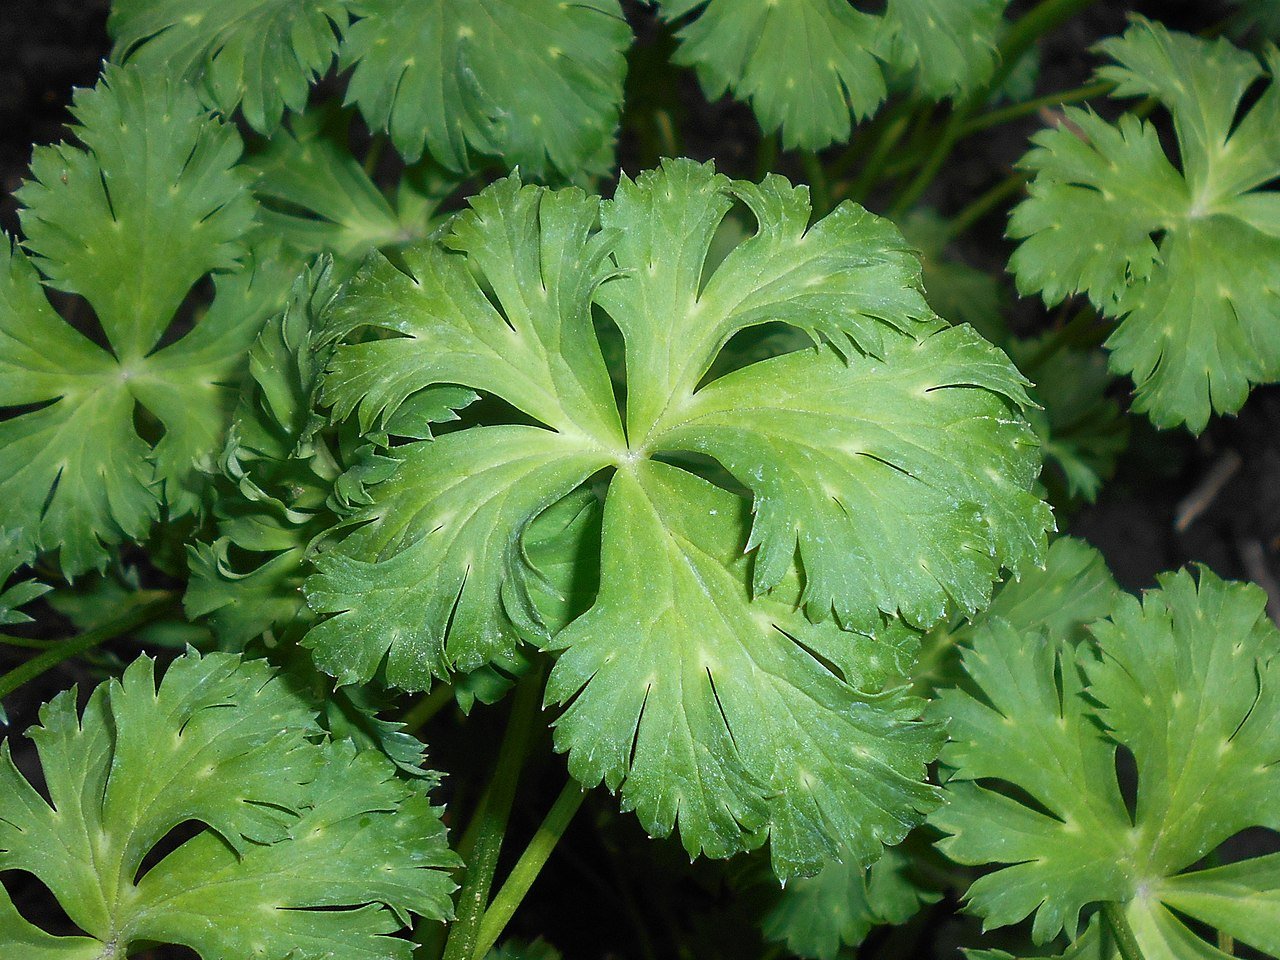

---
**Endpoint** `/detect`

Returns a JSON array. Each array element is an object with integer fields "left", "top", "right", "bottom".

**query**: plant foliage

[
  {"left": 1010, "top": 17, "right": 1280, "bottom": 432},
  {"left": 936, "top": 568, "right": 1280, "bottom": 954},
  {"left": 304, "top": 158, "right": 1050, "bottom": 877},
  {"left": 0, "top": 651, "right": 458, "bottom": 960}
]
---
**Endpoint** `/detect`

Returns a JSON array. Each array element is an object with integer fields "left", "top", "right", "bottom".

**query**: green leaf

[
  {"left": 0, "top": 65, "right": 278, "bottom": 574},
  {"left": 307, "top": 158, "right": 1050, "bottom": 879},
  {"left": 972, "top": 536, "right": 1118, "bottom": 647},
  {"left": 187, "top": 264, "right": 469, "bottom": 648},
  {"left": 485, "top": 941, "right": 562, "bottom": 960},
  {"left": 0, "top": 651, "right": 458, "bottom": 959},
  {"left": 656, "top": 0, "right": 1007, "bottom": 150},
  {"left": 305, "top": 426, "right": 610, "bottom": 688},
  {"left": 247, "top": 110, "right": 455, "bottom": 262},
  {"left": 760, "top": 846, "right": 937, "bottom": 959},
  {"left": 651, "top": 328, "right": 1048, "bottom": 632},
  {"left": 339, "top": 0, "right": 630, "bottom": 176},
  {"left": 963, "top": 916, "right": 1112, "bottom": 960},
  {"left": 934, "top": 567, "right": 1280, "bottom": 954},
  {"left": 1009, "top": 19, "right": 1280, "bottom": 432},
  {"left": 915, "top": 535, "right": 1117, "bottom": 706},
  {"left": 546, "top": 462, "right": 940, "bottom": 878},
  {"left": 109, "top": 0, "right": 351, "bottom": 133},
  {"left": 0, "top": 529, "right": 50, "bottom": 628}
]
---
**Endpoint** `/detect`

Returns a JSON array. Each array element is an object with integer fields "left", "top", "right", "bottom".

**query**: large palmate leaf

[
  {"left": 109, "top": 0, "right": 352, "bottom": 133},
  {"left": 656, "top": 0, "right": 1008, "bottom": 149},
  {"left": 306, "top": 158, "right": 1051, "bottom": 878},
  {"left": 0, "top": 651, "right": 458, "bottom": 960},
  {"left": 339, "top": 0, "right": 630, "bottom": 177},
  {"left": 1009, "top": 19, "right": 1280, "bottom": 431},
  {"left": 0, "top": 65, "right": 284, "bottom": 574},
  {"left": 934, "top": 568, "right": 1280, "bottom": 955}
]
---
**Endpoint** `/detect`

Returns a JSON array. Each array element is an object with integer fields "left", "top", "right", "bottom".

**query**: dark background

[{"left": 2, "top": 0, "right": 1278, "bottom": 957}]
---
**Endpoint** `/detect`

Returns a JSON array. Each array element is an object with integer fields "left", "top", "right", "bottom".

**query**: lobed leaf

[
  {"left": 656, "top": 0, "right": 1007, "bottom": 150},
  {"left": 1009, "top": 19, "right": 1280, "bottom": 431},
  {"left": 339, "top": 0, "right": 630, "bottom": 176},
  {"left": 934, "top": 567, "right": 1280, "bottom": 953},
  {"left": 109, "top": 0, "right": 352, "bottom": 133},
  {"left": 0, "top": 65, "right": 284, "bottom": 574},
  {"left": 306, "top": 158, "right": 1051, "bottom": 879},
  {"left": 0, "top": 651, "right": 458, "bottom": 960}
]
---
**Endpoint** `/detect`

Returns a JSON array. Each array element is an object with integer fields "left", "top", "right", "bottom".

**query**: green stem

[
  {"left": 755, "top": 132, "right": 779, "bottom": 180},
  {"left": 1101, "top": 902, "right": 1145, "bottom": 960},
  {"left": 363, "top": 134, "right": 387, "bottom": 177},
  {"left": 0, "top": 634, "right": 56, "bottom": 650},
  {"left": 801, "top": 150, "right": 831, "bottom": 217},
  {"left": 962, "top": 80, "right": 1114, "bottom": 135},
  {"left": 991, "top": 0, "right": 1101, "bottom": 96},
  {"left": 440, "top": 672, "right": 544, "bottom": 960},
  {"left": 890, "top": 109, "right": 964, "bottom": 217},
  {"left": 472, "top": 780, "right": 586, "bottom": 959},
  {"left": 0, "top": 593, "right": 179, "bottom": 702},
  {"left": 944, "top": 171, "right": 1029, "bottom": 238},
  {"left": 1024, "top": 306, "right": 1102, "bottom": 369},
  {"left": 401, "top": 684, "right": 454, "bottom": 732},
  {"left": 890, "top": 0, "right": 1099, "bottom": 218},
  {"left": 845, "top": 109, "right": 912, "bottom": 203},
  {"left": 655, "top": 110, "right": 679, "bottom": 160}
]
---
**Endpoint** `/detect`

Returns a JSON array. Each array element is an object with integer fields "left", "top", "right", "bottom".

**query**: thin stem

[
  {"left": 401, "top": 684, "right": 454, "bottom": 732},
  {"left": 472, "top": 780, "right": 586, "bottom": 959},
  {"left": 655, "top": 110, "right": 679, "bottom": 160},
  {"left": 944, "top": 171, "right": 1029, "bottom": 238},
  {"left": 845, "top": 109, "right": 912, "bottom": 203},
  {"left": 440, "top": 671, "right": 544, "bottom": 960},
  {"left": 962, "top": 80, "right": 1114, "bottom": 135},
  {"left": 0, "top": 593, "right": 179, "bottom": 702},
  {"left": 755, "top": 132, "right": 779, "bottom": 180},
  {"left": 1101, "top": 902, "right": 1145, "bottom": 960},
  {"left": 891, "top": 109, "right": 964, "bottom": 217},
  {"left": 363, "top": 134, "right": 387, "bottom": 177},
  {"left": 0, "top": 634, "right": 56, "bottom": 650},
  {"left": 891, "top": 0, "right": 1100, "bottom": 217},
  {"left": 1024, "top": 306, "right": 1102, "bottom": 369},
  {"left": 991, "top": 0, "right": 1101, "bottom": 96},
  {"left": 801, "top": 150, "right": 831, "bottom": 217}
]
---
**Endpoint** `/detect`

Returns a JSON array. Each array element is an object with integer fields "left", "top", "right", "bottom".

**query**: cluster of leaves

[{"left": 2, "top": 3, "right": 1280, "bottom": 960}]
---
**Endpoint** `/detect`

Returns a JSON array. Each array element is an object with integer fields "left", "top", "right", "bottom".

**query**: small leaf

[
  {"left": 109, "top": 0, "right": 352, "bottom": 133},
  {"left": 0, "top": 651, "right": 458, "bottom": 960},
  {"left": 1009, "top": 19, "right": 1280, "bottom": 431},
  {"left": 339, "top": 0, "right": 630, "bottom": 176},
  {"left": 934, "top": 567, "right": 1280, "bottom": 953},
  {"left": 656, "top": 0, "right": 1008, "bottom": 150}
]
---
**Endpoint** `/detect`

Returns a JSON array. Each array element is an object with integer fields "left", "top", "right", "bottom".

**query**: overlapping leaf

[
  {"left": 109, "top": 0, "right": 352, "bottom": 133},
  {"left": 339, "top": 0, "right": 630, "bottom": 176},
  {"left": 247, "top": 111, "right": 455, "bottom": 264},
  {"left": 760, "top": 847, "right": 937, "bottom": 960},
  {"left": 656, "top": 0, "right": 1008, "bottom": 149},
  {"left": 0, "top": 65, "right": 285, "bottom": 574},
  {"left": 1009, "top": 19, "right": 1280, "bottom": 431},
  {"left": 306, "top": 158, "right": 1050, "bottom": 877},
  {"left": 0, "top": 651, "right": 458, "bottom": 960},
  {"left": 934, "top": 568, "right": 1280, "bottom": 954}
]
